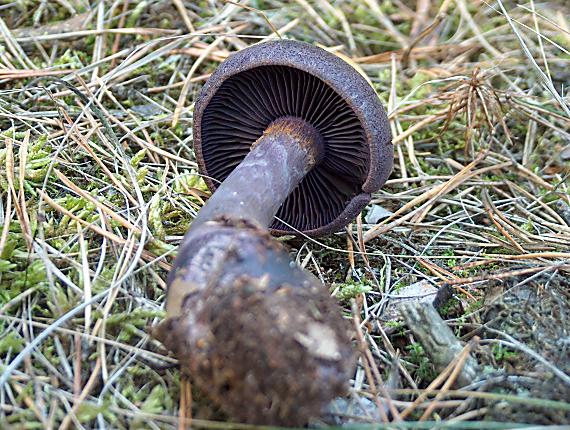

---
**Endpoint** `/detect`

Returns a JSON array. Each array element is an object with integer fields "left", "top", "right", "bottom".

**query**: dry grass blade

[
  {"left": 401, "top": 0, "right": 454, "bottom": 68},
  {"left": 493, "top": 0, "right": 570, "bottom": 116},
  {"left": 37, "top": 189, "right": 128, "bottom": 246},
  {"left": 364, "top": 153, "right": 488, "bottom": 241},
  {"left": 4, "top": 138, "right": 32, "bottom": 249},
  {"left": 54, "top": 169, "right": 141, "bottom": 233}
]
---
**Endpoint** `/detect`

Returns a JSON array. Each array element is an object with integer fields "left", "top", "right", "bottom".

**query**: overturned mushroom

[{"left": 154, "top": 40, "right": 393, "bottom": 425}]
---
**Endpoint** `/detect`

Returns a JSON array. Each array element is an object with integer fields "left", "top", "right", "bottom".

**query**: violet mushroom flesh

[{"left": 154, "top": 40, "right": 393, "bottom": 425}]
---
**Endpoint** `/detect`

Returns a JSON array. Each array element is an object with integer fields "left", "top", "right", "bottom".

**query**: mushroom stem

[
  {"left": 191, "top": 116, "right": 323, "bottom": 230},
  {"left": 155, "top": 120, "right": 353, "bottom": 425}
]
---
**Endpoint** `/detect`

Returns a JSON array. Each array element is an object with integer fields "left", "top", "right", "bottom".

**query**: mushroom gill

[{"left": 201, "top": 65, "right": 369, "bottom": 232}]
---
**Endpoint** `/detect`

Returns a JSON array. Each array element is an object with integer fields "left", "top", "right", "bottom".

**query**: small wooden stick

[{"left": 399, "top": 302, "right": 479, "bottom": 388}]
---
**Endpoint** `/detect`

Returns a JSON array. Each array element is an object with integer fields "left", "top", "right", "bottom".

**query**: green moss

[
  {"left": 385, "top": 320, "right": 406, "bottom": 336},
  {"left": 442, "top": 248, "right": 457, "bottom": 268},
  {"left": 465, "top": 299, "right": 484, "bottom": 314},
  {"left": 407, "top": 71, "right": 434, "bottom": 99},
  {"left": 139, "top": 385, "right": 174, "bottom": 415},
  {"left": 334, "top": 280, "right": 373, "bottom": 303},
  {"left": 53, "top": 49, "right": 88, "bottom": 69},
  {"left": 439, "top": 296, "right": 460, "bottom": 317},
  {"left": 126, "top": 1, "right": 149, "bottom": 28},
  {"left": 0, "top": 332, "right": 25, "bottom": 355},
  {"left": 406, "top": 342, "right": 436, "bottom": 382},
  {"left": 106, "top": 308, "right": 163, "bottom": 330},
  {"left": 76, "top": 401, "right": 113, "bottom": 424},
  {"left": 492, "top": 343, "right": 519, "bottom": 364}
]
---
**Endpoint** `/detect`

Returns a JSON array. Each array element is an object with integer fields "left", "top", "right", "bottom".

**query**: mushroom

[{"left": 154, "top": 40, "right": 393, "bottom": 425}]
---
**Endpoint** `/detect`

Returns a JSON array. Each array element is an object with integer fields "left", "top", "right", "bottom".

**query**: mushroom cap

[{"left": 194, "top": 40, "right": 393, "bottom": 236}]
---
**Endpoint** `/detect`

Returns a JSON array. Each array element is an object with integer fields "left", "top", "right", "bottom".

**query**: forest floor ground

[{"left": 0, "top": 0, "right": 569, "bottom": 428}]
